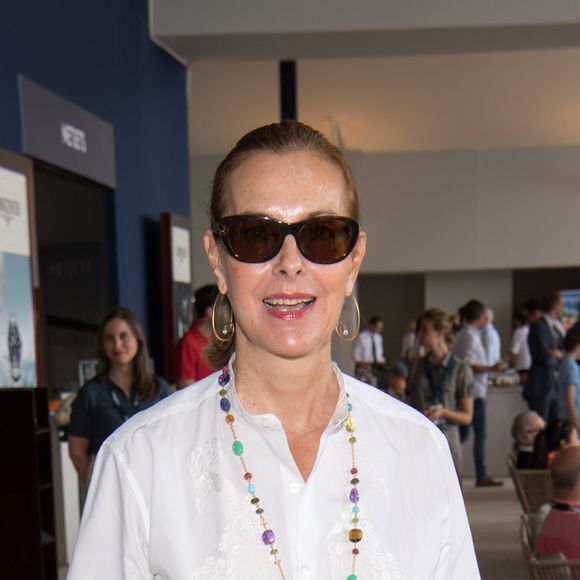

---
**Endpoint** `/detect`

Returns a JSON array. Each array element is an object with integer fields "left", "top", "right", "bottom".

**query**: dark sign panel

[{"left": 19, "top": 76, "right": 116, "bottom": 188}]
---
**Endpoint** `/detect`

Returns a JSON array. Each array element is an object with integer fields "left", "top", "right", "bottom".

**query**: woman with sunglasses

[{"left": 68, "top": 122, "right": 478, "bottom": 579}]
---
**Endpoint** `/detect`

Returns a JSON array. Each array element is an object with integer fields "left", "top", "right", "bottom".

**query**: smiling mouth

[{"left": 263, "top": 297, "right": 316, "bottom": 311}]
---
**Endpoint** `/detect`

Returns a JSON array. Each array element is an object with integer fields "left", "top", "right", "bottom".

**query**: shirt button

[
  {"left": 290, "top": 482, "right": 301, "bottom": 493},
  {"left": 301, "top": 564, "right": 311, "bottom": 575}
]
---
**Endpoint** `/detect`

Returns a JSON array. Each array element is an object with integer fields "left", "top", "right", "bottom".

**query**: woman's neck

[
  {"left": 233, "top": 344, "right": 338, "bottom": 434},
  {"left": 108, "top": 365, "right": 134, "bottom": 396},
  {"left": 429, "top": 342, "right": 449, "bottom": 365}
]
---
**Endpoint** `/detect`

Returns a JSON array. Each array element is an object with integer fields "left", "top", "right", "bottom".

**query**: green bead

[
  {"left": 351, "top": 477, "right": 359, "bottom": 485},
  {"left": 270, "top": 547, "right": 278, "bottom": 555},
  {"left": 232, "top": 440, "right": 244, "bottom": 456},
  {"left": 250, "top": 497, "right": 260, "bottom": 505},
  {"left": 347, "top": 575, "right": 357, "bottom": 580},
  {"left": 219, "top": 388, "right": 227, "bottom": 396},
  {"left": 349, "top": 436, "right": 357, "bottom": 444},
  {"left": 352, "top": 517, "right": 359, "bottom": 524}
]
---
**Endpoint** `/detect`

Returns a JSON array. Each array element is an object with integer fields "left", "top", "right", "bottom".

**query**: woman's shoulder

[{"left": 104, "top": 371, "right": 220, "bottom": 452}]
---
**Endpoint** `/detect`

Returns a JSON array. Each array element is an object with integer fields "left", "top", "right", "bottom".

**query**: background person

[
  {"left": 530, "top": 418, "right": 580, "bottom": 469},
  {"left": 510, "top": 411, "right": 545, "bottom": 469},
  {"left": 524, "top": 291, "right": 565, "bottom": 421},
  {"left": 385, "top": 360, "right": 408, "bottom": 401},
  {"left": 536, "top": 446, "right": 580, "bottom": 559},
  {"left": 410, "top": 308, "right": 474, "bottom": 477},
  {"left": 509, "top": 310, "right": 531, "bottom": 384},
  {"left": 174, "top": 284, "right": 219, "bottom": 388},
  {"left": 353, "top": 315, "right": 386, "bottom": 387},
  {"left": 481, "top": 307, "right": 501, "bottom": 367},
  {"left": 556, "top": 330, "right": 580, "bottom": 431},
  {"left": 68, "top": 121, "right": 478, "bottom": 579},
  {"left": 453, "top": 299, "right": 503, "bottom": 487},
  {"left": 68, "top": 307, "right": 169, "bottom": 488}
]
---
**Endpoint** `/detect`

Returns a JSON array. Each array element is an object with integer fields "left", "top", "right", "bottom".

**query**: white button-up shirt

[
  {"left": 453, "top": 325, "right": 488, "bottom": 398},
  {"left": 353, "top": 329, "right": 386, "bottom": 363},
  {"left": 68, "top": 362, "right": 479, "bottom": 580}
]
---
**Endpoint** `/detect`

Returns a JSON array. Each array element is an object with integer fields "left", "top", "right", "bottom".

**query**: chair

[
  {"left": 507, "top": 454, "right": 553, "bottom": 514},
  {"left": 520, "top": 514, "right": 580, "bottom": 580}
]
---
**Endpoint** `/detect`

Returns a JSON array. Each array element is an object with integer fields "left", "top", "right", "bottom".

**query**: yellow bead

[
  {"left": 343, "top": 416, "right": 356, "bottom": 433},
  {"left": 225, "top": 414, "right": 234, "bottom": 424}
]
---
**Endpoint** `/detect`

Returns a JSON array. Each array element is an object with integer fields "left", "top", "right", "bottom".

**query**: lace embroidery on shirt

[{"left": 189, "top": 439, "right": 277, "bottom": 580}]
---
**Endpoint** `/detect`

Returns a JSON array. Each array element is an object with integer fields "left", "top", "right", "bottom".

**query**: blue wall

[{"left": 0, "top": 0, "right": 189, "bottom": 362}]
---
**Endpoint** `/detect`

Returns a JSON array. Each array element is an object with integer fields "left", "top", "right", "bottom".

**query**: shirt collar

[{"left": 225, "top": 354, "right": 348, "bottom": 431}]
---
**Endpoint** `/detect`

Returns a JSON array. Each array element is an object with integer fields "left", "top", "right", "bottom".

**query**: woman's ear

[
  {"left": 204, "top": 230, "right": 228, "bottom": 294},
  {"left": 345, "top": 230, "right": 366, "bottom": 296}
]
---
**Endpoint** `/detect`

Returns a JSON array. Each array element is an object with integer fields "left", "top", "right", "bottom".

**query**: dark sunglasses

[{"left": 212, "top": 214, "right": 360, "bottom": 264}]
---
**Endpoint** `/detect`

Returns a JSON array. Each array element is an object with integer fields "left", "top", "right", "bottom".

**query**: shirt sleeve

[
  {"left": 67, "top": 442, "right": 153, "bottom": 579},
  {"left": 510, "top": 328, "right": 523, "bottom": 355},
  {"left": 353, "top": 334, "right": 366, "bottom": 362},
  {"left": 455, "top": 361, "right": 474, "bottom": 404},
  {"left": 434, "top": 434, "right": 481, "bottom": 579},
  {"left": 68, "top": 383, "right": 93, "bottom": 440}
]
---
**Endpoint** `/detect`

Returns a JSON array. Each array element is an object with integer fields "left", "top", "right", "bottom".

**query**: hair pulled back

[{"left": 206, "top": 121, "right": 360, "bottom": 369}]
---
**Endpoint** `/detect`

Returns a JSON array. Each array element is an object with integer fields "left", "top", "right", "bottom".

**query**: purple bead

[
  {"left": 218, "top": 372, "right": 230, "bottom": 386},
  {"left": 220, "top": 397, "right": 231, "bottom": 412},
  {"left": 349, "top": 488, "right": 359, "bottom": 503},
  {"left": 262, "top": 529, "right": 276, "bottom": 545}
]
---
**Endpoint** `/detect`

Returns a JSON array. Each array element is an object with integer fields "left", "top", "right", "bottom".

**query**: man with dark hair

[
  {"left": 354, "top": 315, "right": 386, "bottom": 387},
  {"left": 536, "top": 446, "right": 580, "bottom": 559},
  {"left": 523, "top": 297, "right": 543, "bottom": 323},
  {"left": 174, "top": 284, "right": 219, "bottom": 389},
  {"left": 453, "top": 299, "right": 503, "bottom": 486},
  {"left": 524, "top": 291, "right": 564, "bottom": 421}
]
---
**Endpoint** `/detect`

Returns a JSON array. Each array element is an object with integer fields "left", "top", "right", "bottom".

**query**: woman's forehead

[{"left": 223, "top": 151, "right": 349, "bottom": 217}]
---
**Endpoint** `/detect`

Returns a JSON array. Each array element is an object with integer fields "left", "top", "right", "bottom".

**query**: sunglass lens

[
  {"left": 299, "top": 218, "right": 357, "bottom": 263},
  {"left": 228, "top": 218, "right": 281, "bottom": 262}
]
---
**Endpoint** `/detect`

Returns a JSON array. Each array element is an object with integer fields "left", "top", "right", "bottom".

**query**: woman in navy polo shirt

[{"left": 68, "top": 307, "right": 169, "bottom": 488}]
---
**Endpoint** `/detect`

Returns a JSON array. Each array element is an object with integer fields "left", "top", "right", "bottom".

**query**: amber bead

[
  {"left": 225, "top": 414, "right": 234, "bottom": 424},
  {"left": 348, "top": 528, "right": 363, "bottom": 543}
]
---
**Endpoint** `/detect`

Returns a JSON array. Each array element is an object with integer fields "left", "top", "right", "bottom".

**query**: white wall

[
  {"left": 352, "top": 145, "right": 580, "bottom": 274},
  {"left": 425, "top": 270, "right": 513, "bottom": 356}
]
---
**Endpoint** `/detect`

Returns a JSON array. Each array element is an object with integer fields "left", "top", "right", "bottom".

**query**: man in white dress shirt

[
  {"left": 454, "top": 300, "right": 503, "bottom": 487},
  {"left": 354, "top": 316, "right": 386, "bottom": 387},
  {"left": 481, "top": 308, "right": 501, "bottom": 366}
]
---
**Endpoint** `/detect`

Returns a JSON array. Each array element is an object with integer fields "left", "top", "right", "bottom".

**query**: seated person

[
  {"left": 511, "top": 411, "right": 545, "bottom": 468},
  {"left": 386, "top": 360, "right": 408, "bottom": 401},
  {"left": 530, "top": 418, "right": 580, "bottom": 469},
  {"left": 536, "top": 446, "right": 580, "bottom": 559}
]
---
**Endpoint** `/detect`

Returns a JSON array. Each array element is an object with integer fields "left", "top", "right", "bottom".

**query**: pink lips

[{"left": 263, "top": 293, "right": 316, "bottom": 320}]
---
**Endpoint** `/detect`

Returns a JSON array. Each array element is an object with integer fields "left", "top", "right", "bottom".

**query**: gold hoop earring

[
  {"left": 335, "top": 295, "right": 360, "bottom": 341},
  {"left": 211, "top": 293, "right": 235, "bottom": 342}
]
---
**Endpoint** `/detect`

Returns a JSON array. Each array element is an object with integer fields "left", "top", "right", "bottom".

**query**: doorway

[{"left": 34, "top": 162, "right": 115, "bottom": 391}]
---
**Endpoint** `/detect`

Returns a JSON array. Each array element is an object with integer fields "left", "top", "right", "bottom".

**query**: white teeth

[{"left": 264, "top": 297, "right": 314, "bottom": 306}]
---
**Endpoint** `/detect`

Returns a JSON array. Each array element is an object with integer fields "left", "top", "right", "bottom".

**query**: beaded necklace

[{"left": 217, "top": 366, "right": 362, "bottom": 580}]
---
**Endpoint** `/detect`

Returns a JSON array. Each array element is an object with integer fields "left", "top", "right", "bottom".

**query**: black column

[{"left": 279, "top": 61, "right": 297, "bottom": 121}]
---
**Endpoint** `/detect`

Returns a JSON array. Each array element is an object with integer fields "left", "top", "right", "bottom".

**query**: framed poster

[
  {"left": 0, "top": 148, "right": 41, "bottom": 387},
  {"left": 160, "top": 213, "right": 193, "bottom": 382}
]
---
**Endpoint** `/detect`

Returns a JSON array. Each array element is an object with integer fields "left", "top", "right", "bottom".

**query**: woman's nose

[{"left": 274, "top": 234, "right": 305, "bottom": 276}]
